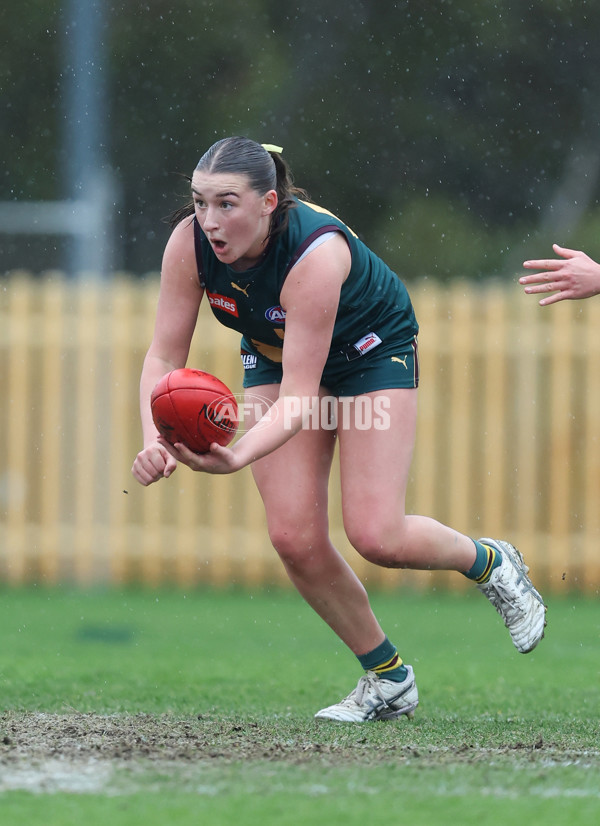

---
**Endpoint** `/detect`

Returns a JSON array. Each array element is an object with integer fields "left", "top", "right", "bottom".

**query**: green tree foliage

[{"left": 2, "top": 0, "right": 599, "bottom": 277}]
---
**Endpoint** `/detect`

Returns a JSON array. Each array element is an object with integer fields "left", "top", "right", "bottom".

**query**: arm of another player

[
  {"left": 132, "top": 218, "right": 204, "bottom": 486},
  {"left": 167, "top": 233, "right": 351, "bottom": 474},
  {"left": 520, "top": 244, "right": 600, "bottom": 305}
]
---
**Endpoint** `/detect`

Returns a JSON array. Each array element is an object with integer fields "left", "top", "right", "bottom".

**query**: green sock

[
  {"left": 463, "top": 539, "right": 502, "bottom": 584},
  {"left": 357, "top": 637, "right": 408, "bottom": 683}
]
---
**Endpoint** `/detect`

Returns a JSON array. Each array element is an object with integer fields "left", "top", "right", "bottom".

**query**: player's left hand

[{"left": 158, "top": 437, "right": 242, "bottom": 474}]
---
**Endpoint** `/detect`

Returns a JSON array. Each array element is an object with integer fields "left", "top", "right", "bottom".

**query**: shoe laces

[
  {"left": 486, "top": 565, "right": 532, "bottom": 621},
  {"left": 343, "top": 673, "right": 385, "bottom": 709}
]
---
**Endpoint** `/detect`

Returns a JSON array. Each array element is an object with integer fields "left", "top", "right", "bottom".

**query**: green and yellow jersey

[{"left": 193, "top": 198, "right": 418, "bottom": 367}]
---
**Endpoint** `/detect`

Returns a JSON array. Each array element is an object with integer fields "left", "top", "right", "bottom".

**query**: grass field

[{"left": 1, "top": 585, "right": 599, "bottom": 825}]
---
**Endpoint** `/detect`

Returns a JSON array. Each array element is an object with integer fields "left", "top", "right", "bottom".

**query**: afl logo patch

[{"left": 265, "top": 305, "right": 286, "bottom": 323}]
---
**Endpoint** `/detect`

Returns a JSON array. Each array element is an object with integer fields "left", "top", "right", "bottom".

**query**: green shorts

[{"left": 241, "top": 335, "right": 419, "bottom": 396}]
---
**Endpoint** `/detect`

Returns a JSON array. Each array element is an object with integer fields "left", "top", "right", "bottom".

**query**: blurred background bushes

[{"left": 2, "top": 0, "right": 600, "bottom": 278}]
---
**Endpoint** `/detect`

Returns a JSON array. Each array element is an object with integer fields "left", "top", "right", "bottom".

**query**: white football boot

[
  {"left": 477, "top": 537, "right": 547, "bottom": 653},
  {"left": 314, "top": 666, "right": 418, "bottom": 723}
]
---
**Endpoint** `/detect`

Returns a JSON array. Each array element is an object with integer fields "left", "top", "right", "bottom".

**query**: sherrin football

[{"left": 151, "top": 368, "right": 238, "bottom": 454}]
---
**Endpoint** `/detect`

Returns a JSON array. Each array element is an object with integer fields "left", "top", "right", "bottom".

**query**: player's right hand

[{"left": 132, "top": 440, "right": 178, "bottom": 486}]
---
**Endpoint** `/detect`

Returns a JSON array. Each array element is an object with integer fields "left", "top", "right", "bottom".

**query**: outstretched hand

[
  {"left": 520, "top": 244, "right": 600, "bottom": 305},
  {"left": 158, "top": 437, "right": 242, "bottom": 475}
]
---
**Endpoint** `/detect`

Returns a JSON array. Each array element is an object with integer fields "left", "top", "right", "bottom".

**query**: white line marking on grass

[{"left": 0, "top": 758, "right": 113, "bottom": 794}]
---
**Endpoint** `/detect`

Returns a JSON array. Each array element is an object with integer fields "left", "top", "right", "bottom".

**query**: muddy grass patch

[{"left": 2, "top": 711, "right": 597, "bottom": 768}]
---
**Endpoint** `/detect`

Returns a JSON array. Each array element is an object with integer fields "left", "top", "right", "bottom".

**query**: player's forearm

[
  {"left": 139, "top": 353, "right": 180, "bottom": 446},
  {"left": 230, "top": 394, "right": 315, "bottom": 467}
]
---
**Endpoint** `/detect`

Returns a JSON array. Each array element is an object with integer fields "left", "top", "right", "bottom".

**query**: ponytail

[{"left": 265, "top": 146, "right": 309, "bottom": 242}]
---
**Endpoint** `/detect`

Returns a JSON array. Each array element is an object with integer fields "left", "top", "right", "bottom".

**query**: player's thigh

[
  {"left": 338, "top": 388, "right": 417, "bottom": 528},
  {"left": 245, "top": 385, "right": 336, "bottom": 529}
]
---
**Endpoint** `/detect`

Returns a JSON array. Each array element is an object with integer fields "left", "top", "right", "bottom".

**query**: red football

[{"left": 151, "top": 368, "right": 238, "bottom": 454}]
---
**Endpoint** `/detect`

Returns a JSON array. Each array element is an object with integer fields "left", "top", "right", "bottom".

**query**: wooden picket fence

[{"left": 0, "top": 271, "right": 599, "bottom": 593}]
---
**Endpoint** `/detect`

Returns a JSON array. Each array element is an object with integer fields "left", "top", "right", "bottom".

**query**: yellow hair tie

[{"left": 261, "top": 143, "right": 283, "bottom": 154}]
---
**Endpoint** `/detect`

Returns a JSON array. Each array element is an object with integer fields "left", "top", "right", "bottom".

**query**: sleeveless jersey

[{"left": 193, "top": 198, "right": 418, "bottom": 364}]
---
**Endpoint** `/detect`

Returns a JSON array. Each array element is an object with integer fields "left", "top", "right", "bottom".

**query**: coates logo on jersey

[
  {"left": 265, "top": 305, "right": 286, "bottom": 323},
  {"left": 207, "top": 292, "right": 239, "bottom": 317}
]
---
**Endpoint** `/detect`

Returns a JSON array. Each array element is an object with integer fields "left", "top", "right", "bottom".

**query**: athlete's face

[{"left": 191, "top": 171, "right": 277, "bottom": 270}]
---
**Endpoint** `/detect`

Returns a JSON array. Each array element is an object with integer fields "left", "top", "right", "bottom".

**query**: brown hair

[{"left": 168, "top": 137, "right": 308, "bottom": 240}]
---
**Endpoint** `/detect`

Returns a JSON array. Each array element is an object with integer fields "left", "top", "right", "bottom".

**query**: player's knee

[
  {"left": 346, "top": 521, "right": 410, "bottom": 568},
  {"left": 267, "top": 522, "right": 327, "bottom": 568}
]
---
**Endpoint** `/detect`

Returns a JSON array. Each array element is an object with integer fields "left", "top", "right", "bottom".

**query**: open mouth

[{"left": 211, "top": 239, "right": 227, "bottom": 254}]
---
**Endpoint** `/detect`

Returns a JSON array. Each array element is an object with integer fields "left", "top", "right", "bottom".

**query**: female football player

[{"left": 133, "top": 137, "right": 546, "bottom": 722}]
